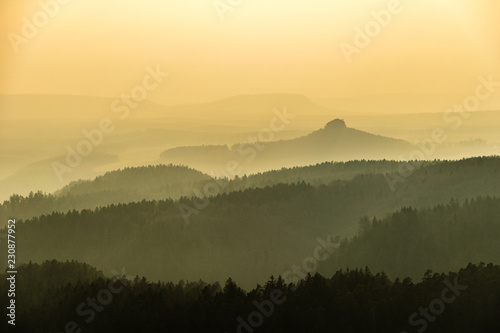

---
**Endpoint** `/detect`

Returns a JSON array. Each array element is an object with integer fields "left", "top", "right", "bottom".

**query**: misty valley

[
  {"left": 1, "top": 115, "right": 500, "bottom": 332},
  {"left": 2, "top": 1, "right": 500, "bottom": 331}
]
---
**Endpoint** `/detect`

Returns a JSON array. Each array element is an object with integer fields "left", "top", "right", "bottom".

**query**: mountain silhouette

[{"left": 160, "top": 119, "right": 413, "bottom": 174}]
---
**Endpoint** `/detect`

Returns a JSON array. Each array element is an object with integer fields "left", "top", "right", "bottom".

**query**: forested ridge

[
  {"left": 0, "top": 164, "right": 211, "bottom": 223},
  {"left": 2, "top": 190, "right": 500, "bottom": 289},
  {"left": 320, "top": 196, "right": 500, "bottom": 279},
  {"left": 0, "top": 159, "right": 408, "bottom": 222},
  {"left": 2, "top": 156, "right": 500, "bottom": 225},
  {"left": 1, "top": 156, "right": 499, "bottom": 331}
]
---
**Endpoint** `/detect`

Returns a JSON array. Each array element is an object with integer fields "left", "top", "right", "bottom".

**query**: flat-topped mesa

[{"left": 325, "top": 119, "right": 347, "bottom": 130}]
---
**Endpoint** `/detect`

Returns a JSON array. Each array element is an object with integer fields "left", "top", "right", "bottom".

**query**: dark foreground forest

[{"left": 1, "top": 260, "right": 499, "bottom": 332}]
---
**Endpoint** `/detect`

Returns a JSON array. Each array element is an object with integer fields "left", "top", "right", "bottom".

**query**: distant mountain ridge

[
  {"left": 160, "top": 119, "right": 414, "bottom": 174},
  {"left": 167, "top": 93, "right": 332, "bottom": 119},
  {"left": 0, "top": 94, "right": 166, "bottom": 120},
  {"left": 0, "top": 93, "right": 332, "bottom": 120}
]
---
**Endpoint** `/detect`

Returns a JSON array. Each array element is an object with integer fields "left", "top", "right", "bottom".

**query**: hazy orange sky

[{"left": 1, "top": 0, "right": 499, "bottom": 105}]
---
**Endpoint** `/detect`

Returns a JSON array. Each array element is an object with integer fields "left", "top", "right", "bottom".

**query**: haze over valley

[{"left": 1, "top": 1, "right": 499, "bottom": 332}]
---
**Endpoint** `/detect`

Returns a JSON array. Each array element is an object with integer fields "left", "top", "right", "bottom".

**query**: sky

[{"left": 0, "top": 0, "right": 499, "bottom": 105}]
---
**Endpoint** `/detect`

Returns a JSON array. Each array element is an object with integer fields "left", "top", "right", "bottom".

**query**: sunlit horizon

[{"left": 1, "top": 0, "right": 499, "bottom": 107}]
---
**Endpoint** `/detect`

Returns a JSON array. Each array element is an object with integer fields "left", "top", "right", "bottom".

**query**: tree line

[{"left": 1, "top": 260, "right": 499, "bottom": 332}]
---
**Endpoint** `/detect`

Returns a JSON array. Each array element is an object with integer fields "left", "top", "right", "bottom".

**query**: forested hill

[
  {"left": 319, "top": 196, "right": 500, "bottom": 280},
  {"left": 0, "top": 164, "right": 212, "bottom": 223},
  {"left": 55, "top": 164, "right": 211, "bottom": 197},
  {"left": 222, "top": 159, "right": 418, "bottom": 190},
  {"left": 2, "top": 156, "right": 500, "bottom": 223},
  {"left": 3, "top": 182, "right": 500, "bottom": 288},
  {"left": 1, "top": 260, "right": 499, "bottom": 332},
  {"left": 0, "top": 160, "right": 411, "bottom": 223}
]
